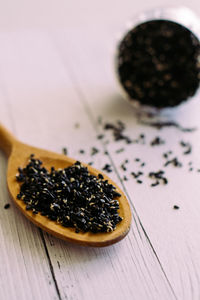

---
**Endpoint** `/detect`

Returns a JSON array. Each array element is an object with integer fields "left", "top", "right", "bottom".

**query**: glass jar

[{"left": 114, "top": 7, "right": 200, "bottom": 116}]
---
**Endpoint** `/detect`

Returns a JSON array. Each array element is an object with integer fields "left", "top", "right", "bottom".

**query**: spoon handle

[{"left": 0, "top": 124, "right": 16, "bottom": 157}]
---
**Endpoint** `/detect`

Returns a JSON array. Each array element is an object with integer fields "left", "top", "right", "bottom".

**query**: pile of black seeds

[
  {"left": 117, "top": 20, "right": 200, "bottom": 108},
  {"left": 16, "top": 155, "right": 122, "bottom": 233}
]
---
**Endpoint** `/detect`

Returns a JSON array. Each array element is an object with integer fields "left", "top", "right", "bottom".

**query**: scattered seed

[
  {"left": 141, "top": 120, "right": 197, "bottom": 132},
  {"left": 97, "top": 134, "right": 104, "bottom": 140},
  {"left": 120, "top": 159, "right": 129, "bottom": 171},
  {"left": 91, "top": 147, "right": 99, "bottom": 156},
  {"left": 151, "top": 180, "right": 159, "bottom": 187},
  {"left": 149, "top": 170, "right": 168, "bottom": 186},
  {"left": 173, "top": 205, "right": 180, "bottom": 210},
  {"left": 163, "top": 151, "right": 173, "bottom": 159},
  {"left": 164, "top": 157, "right": 182, "bottom": 167},
  {"left": 62, "top": 147, "right": 68, "bottom": 155},
  {"left": 104, "top": 121, "right": 132, "bottom": 144},
  {"left": 4, "top": 203, "right": 10, "bottom": 209},
  {"left": 121, "top": 164, "right": 127, "bottom": 171},
  {"left": 137, "top": 180, "right": 142, "bottom": 184},
  {"left": 150, "top": 136, "right": 165, "bottom": 146},
  {"left": 131, "top": 171, "right": 143, "bottom": 179},
  {"left": 116, "top": 148, "right": 125, "bottom": 153},
  {"left": 102, "top": 164, "right": 112, "bottom": 173},
  {"left": 180, "top": 140, "right": 192, "bottom": 155}
]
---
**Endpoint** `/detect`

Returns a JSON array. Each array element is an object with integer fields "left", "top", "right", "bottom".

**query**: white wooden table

[{"left": 1, "top": 1, "right": 200, "bottom": 299}]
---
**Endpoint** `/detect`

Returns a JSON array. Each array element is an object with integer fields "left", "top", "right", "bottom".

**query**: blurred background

[{"left": 0, "top": 0, "right": 199, "bottom": 31}]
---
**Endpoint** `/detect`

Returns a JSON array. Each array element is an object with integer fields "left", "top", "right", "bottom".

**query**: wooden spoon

[{"left": 0, "top": 124, "right": 132, "bottom": 247}]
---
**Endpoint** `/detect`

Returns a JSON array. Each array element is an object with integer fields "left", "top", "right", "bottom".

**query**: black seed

[
  {"left": 102, "top": 164, "right": 112, "bottom": 173},
  {"left": 17, "top": 193, "right": 22, "bottom": 199},
  {"left": 26, "top": 205, "right": 32, "bottom": 210},
  {"left": 150, "top": 137, "right": 165, "bottom": 146},
  {"left": 116, "top": 148, "right": 125, "bottom": 153},
  {"left": 180, "top": 140, "right": 192, "bottom": 155},
  {"left": 164, "top": 157, "right": 182, "bottom": 168},
  {"left": 141, "top": 120, "right": 196, "bottom": 132},
  {"left": 121, "top": 163, "right": 127, "bottom": 171},
  {"left": 79, "top": 149, "right": 85, "bottom": 154},
  {"left": 91, "top": 147, "right": 99, "bottom": 156},
  {"left": 149, "top": 170, "right": 168, "bottom": 186},
  {"left": 131, "top": 171, "right": 143, "bottom": 179},
  {"left": 4, "top": 203, "right": 10, "bottom": 209},
  {"left": 104, "top": 121, "right": 132, "bottom": 144},
  {"left": 137, "top": 180, "right": 142, "bottom": 184},
  {"left": 98, "top": 174, "right": 104, "bottom": 179},
  {"left": 162, "top": 177, "right": 168, "bottom": 185},
  {"left": 173, "top": 205, "right": 180, "bottom": 210},
  {"left": 62, "top": 147, "right": 68, "bottom": 155},
  {"left": 97, "top": 134, "right": 104, "bottom": 140},
  {"left": 151, "top": 180, "right": 159, "bottom": 187},
  {"left": 113, "top": 191, "right": 121, "bottom": 197}
]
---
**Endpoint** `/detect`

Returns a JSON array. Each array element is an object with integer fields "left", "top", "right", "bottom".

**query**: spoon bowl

[{"left": 0, "top": 124, "right": 132, "bottom": 247}]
